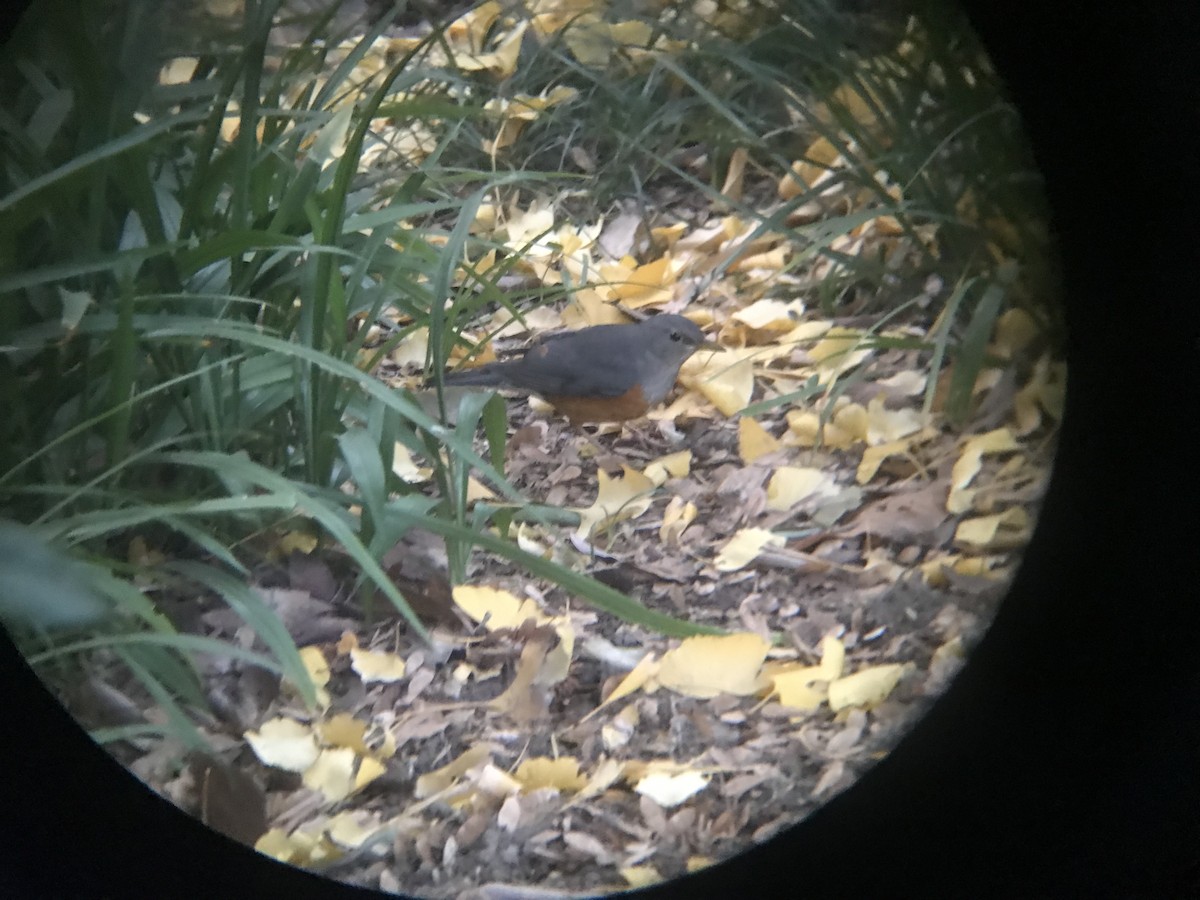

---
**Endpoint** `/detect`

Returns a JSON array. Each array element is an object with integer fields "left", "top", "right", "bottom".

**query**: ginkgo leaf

[
  {"left": 245, "top": 717, "right": 320, "bottom": 772},
  {"left": 514, "top": 757, "right": 588, "bottom": 793},
  {"left": 659, "top": 496, "right": 697, "bottom": 544},
  {"left": 574, "top": 465, "right": 657, "bottom": 538},
  {"left": 635, "top": 770, "right": 709, "bottom": 807},
  {"left": 302, "top": 747, "right": 358, "bottom": 802},
  {"left": 766, "top": 466, "right": 839, "bottom": 511},
  {"left": 714, "top": 527, "right": 784, "bottom": 572},
  {"left": 738, "top": 416, "right": 782, "bottom": 463},
  {"left": 350, "top": 646, "right": 407, "bottom": 684},
  {"left": 954, "top": 507, "right": 1030, "bottom": 551},
  {"left": 828, "top": 664, "right": 906, "bottom": 711},
  {"left": 658, "top": 633, "right": 770, "bottom": 698},
  {"left": 644, "top": 450, "right": 691, "bottom": 485}
]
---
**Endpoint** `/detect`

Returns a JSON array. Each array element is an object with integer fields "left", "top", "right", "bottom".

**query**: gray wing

[{"left": 504, "top": 324, "right": 643, "bottom": 397}]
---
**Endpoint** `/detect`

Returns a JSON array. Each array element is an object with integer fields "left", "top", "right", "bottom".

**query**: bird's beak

[{"left": 697, "top": 337, "right": 722, "bottom": 351}]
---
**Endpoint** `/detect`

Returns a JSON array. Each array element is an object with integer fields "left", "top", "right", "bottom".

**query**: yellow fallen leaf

[
  {"left": 731, "top": 298, "right": 806, "bottom": 333},
  {"left": 766, "top": 466, "right": 839, "bottom": 511},
  {"left": 446, "top": 0, "right": 501, "bottom": 49},
  {"left": 256, "top": 827, "right": 340, "bottom": 866},
  {"left": 688, "top": 352, "right": 754, "bottom": 416},
  {"left": 453, "top": 584, "right": 549, "bottom": 629},
  {"left": 634, "top": 770, "right": 709, "bottom": 807},
  {"left": 659, "top": 497, "right": 697, "bottom": 545},
  {"left": 514, "top": 757, "right": 588, "bottom": 793},
  {"left": 601, "top": 703, "right": 640, "bottom": 751},
  {"left": 325, "top": 811, "right": 384, "bottom": 849},
  {"left": 456, "top": 20, "right": 528, "bottom": 78},
  {"left": 574, "top": 465, "right": 657, "bottom": 538},
  {"left": 415, "top": 745, "right": 493, "bottom": 799},
  {"left": 355, "top": 755, "right": 385, "bottom": 792},
  {"left": 658, "top": 633, "right": 770, "bottom": 698},
  {"left": 607, "top": 254, "right": 676, "bottom": 308},
  {"left": 810, "top": 327, "right": 872, "bottom": 384},
  {"left": 318, "top": 714, "right": 369, "bottom": 755},
  {"left": 828, "top": 663, "right": 906, "bottom": 711},
  {"left": 644, "top": 450, "right": 691, "bottom": 485},
  {"left": 245, "top": 717, "right": 320, "bottom": 772},
  {"left": 720, "top": 146, "right": 749, "bottom": 201},
  {"left": 865, "top": 394, "right": 926, "bottom": 445},
  {"left": 302, "top": 747, "right": 357, "bottom": 802},
  {"left": 583, "top": 652, "right": 660, "bottom": 724},
  {"left": 786, "top": 401, "right": 868, "bottom": 449},
  {"left": 714, "top": 527, "right": 785, "bottom": 572},
  {"left": 769, "top": 635, "right": 845, "bottom": 710},
  {"left": 621, "top": 865, "right": 663, "bottom": 889},
  {"left": 990, "top": 307, "right": 1040, "bottom": 359},
  {"left": 948, "top": 427, "right": 1021, "bottom": 512},
  {"left": 955, "top": 507, "right": 1030, "bottom": 551},
  {"left": 738, "top": 416, "right": 782, "bottom": 463},
  {"left": 349, "top": 646, "right": 407, "bottom": 684}
]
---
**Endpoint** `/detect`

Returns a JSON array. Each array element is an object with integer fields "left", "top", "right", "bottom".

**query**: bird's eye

[{"left": 669, "top": 331, "right": 682, "bottom": 342}]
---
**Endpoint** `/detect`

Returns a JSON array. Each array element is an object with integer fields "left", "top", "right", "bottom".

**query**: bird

[{"left": 437, "top": 314, "right": 715, "bottom": 425}]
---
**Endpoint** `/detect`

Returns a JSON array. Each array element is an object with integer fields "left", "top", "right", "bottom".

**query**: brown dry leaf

[
  {"left": 657, "top": 633, "right": 770, "bottom": 698},
  {"left": 849, "top": 481, "right": 947, "bottom": 542},
  {"left": 452, "top": 585, "right": 573, "bottom": 685},
  {"left": 738, "top": 416, "right": 782, "bottom": 463},
  {"left": 714, "top": 527, "right": 785, "bottom": 572}
]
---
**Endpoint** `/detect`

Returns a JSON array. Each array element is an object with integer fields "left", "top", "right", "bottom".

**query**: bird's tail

[{"left": 436, "top": 361, "right": 513, "bottom": 388}]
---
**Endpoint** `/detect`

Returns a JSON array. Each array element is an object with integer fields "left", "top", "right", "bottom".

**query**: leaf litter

[{"left": 89, "top": 2, "right": 1067, "bottom": 897}]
